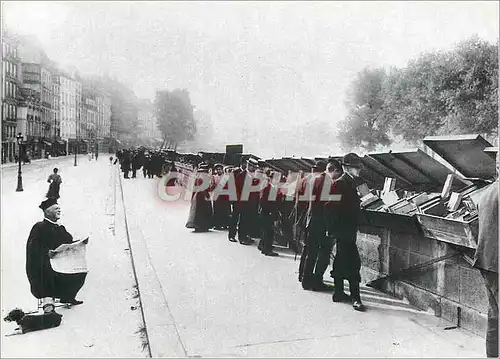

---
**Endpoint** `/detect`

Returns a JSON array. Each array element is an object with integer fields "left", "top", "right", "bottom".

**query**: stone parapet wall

[{"left": 357, "top": 224, "right": 488, "bottom": 337}]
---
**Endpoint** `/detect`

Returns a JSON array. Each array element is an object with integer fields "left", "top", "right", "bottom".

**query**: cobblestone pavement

[{"left": 119, "top": 172, "right": 485, "bottom": 358}]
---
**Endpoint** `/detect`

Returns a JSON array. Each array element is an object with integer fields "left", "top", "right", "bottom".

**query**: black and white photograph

[{"left": 1, "top": 1, "right": 498, "bottom": 357}]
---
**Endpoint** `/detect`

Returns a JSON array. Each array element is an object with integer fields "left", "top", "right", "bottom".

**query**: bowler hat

[
  {"left": 342, "top": 153, "right": 363, "bottom": 168},
  {"left": 39, "top": 198, "right": 58, "bottom": 211}
]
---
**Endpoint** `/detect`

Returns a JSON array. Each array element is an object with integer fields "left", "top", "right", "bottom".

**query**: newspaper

[{"left": 49, "top": 238, "right": 89, "bottom": 274}]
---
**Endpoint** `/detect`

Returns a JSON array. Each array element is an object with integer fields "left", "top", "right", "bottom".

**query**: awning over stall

[
  {"left": 366, "top": 149, "right": 467, "bottom": 191},
  {"left": 423, "top": 134, "right": 495, "bottom": 180}
]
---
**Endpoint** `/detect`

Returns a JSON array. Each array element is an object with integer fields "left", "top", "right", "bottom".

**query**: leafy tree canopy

[
  {"left": 155, "top": 89, "right": 196, "bottom": 146},
  {"left": 338, "top": 36, "right": 498, "bottom": 151}
]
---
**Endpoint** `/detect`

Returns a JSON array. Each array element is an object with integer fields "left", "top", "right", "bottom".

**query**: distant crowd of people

[{"left": 177, "top": 152, "right": 368, "bottom": 312}]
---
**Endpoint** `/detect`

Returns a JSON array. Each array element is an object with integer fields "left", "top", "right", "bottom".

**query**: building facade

[
  {"left": 1, "top": 31, "right": 21, "bottom": 163},
  {"left": 51, "top": 67, "right": 63, "bottom": 155},
  {"left": 60, "top": 71, "right": 79, "bottom": 153},
  {"left": 17, "top": 35, "right": 56, "bottom": 159},
  {"left": 137, "top": 99, "right": 160, "bottom": 145}
]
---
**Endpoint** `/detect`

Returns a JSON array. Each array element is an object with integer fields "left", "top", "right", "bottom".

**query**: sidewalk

[
  {"left": 1, "top": 154, "right": 108, "bottom": 169},
  {"left": 1, "top": 159, "right": 146, "bottom": 357},
  {"left": 119, "top": 175, "right": 486, "bottom": 358}
]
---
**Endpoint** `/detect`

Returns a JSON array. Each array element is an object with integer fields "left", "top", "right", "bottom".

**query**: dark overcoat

[
  {"left": 326, "top": 173, "right": 362, "bottom": 283},
  {"left": 474, "top": 181, "right": 499, "bottom": 273},
  {"left": 26, "top": 220, "right": 83, "bottom": 299}
]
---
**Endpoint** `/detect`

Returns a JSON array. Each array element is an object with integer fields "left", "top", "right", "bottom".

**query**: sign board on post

[{"left": 225, "top": 144, "right": 243, "bottom": 166}]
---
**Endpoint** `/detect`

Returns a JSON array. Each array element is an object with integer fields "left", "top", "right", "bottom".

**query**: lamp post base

[{"left": 16, "top": 176, "right": 23, "bottom": 192}]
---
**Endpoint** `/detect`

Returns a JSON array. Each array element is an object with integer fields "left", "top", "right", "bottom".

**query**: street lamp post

[
  {"left": 16, "top": 133, "right": 23, "bottom": 192},
  {"left": 74, "top": 114, "right": 79, "bottom": 166}
]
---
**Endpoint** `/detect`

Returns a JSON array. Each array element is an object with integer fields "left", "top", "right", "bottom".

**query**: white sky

[{"left": 2, "top": 1, "right": 498, "bottom": 156}]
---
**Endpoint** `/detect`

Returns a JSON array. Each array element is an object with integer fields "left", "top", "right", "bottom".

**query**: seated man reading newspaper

[{"left": 26, "top": 198, "right": 88, "bottom": 312}]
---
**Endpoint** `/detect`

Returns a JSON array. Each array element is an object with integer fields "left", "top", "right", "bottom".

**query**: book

[
  {"left": 382, "top": 178, "right": 396, "bottom": 195},
  {"left": 361, "top": 192, "right": 380, "bottom": 208},
  {"left": 441, "top": 174, "right": 454, "bottom": 199},
  {"left": 357, "top": 183, "right": 371, "bottom": 198},
  {"left": 381, "top": 191, "right": 400, "bottom": 206},
  {"left": 447, "top": 192, "right": 464, "bottom": 212}
]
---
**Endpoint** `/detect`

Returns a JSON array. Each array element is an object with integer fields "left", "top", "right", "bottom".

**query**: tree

[
  {"left": 103, "top": 76, "right": 140, "bottom": 142},
  {"left": 155, "top": 89, "right": 196, "bottom": 146},
  {"left": 339, "top": 36, "right": 498, "bottom": 151},
  {"left": 338, "top": 68, "right": 392, "bottom": 151}
]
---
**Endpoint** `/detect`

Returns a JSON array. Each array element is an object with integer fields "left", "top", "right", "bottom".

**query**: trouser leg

[
  {"left": 228, "top": 204, "right": 240, "bottom": 239},
  {"left": 334, "top": 277, "right": 345, "bottom": 295},
  {"left": 482, "top": 270, "right": 499, "bottom": 358},
  {"left": 349, "top": 280, "right": 361, "bottom": 302},
  {"left": 313, "top": 232, "right": 332, "bottom": 283},
  {"left": 302, "top": 231, "right": 320, "bottom": 286},
  {"left": 261, "top": 216, "right": 274, "bottom": 253},
  {"left": 237, "top": 204, "right": 249, "bottom": 240},
  {"left": 298, "top": 243, "right": 309, "bottom": 282}
]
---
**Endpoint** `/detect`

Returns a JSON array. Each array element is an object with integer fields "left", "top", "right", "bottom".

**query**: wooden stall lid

[
  {"left": 416, "top": 213, "right": 478, "bottom": 249},
  {"left": 423, "top": 134, "right": 495, "bottom": 180},
  {"left": 367, "top": 149, "right": 468, "bottom": 192}
]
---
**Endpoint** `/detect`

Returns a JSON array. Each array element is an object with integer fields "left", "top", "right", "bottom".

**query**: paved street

[
  {"left": 1, "top": 157, "right": 146, "bottom": 357},
  {"left": 120, "top": 170, "right": 486, "bottom": 358},
  {"left": 0, "top": 158, "right": 487, "bottom": 358}
]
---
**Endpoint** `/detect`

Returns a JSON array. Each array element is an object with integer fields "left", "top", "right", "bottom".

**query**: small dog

[{"left": 4, "top": 308, "right": 62, "bottom": 335}]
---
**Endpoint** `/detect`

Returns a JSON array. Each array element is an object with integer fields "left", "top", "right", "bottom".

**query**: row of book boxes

[{"left": 358, "top": 134, "right": 497, "bottom": 248}]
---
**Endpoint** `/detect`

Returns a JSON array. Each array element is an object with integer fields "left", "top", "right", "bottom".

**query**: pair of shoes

[
  {"left": 228, "top": 237, "right": 237, "bottom": 243},
  {"left": 332, "top": 292, "right": 351, "bottom": 303},
  {"left": 352, "top": 300, "right": 365, "bottom": 312},
  {"left": 60, "top": 299, "right": 84, "bottom": 306},
  {"left": 263, "top": 251, "right": 279, "bottom": 257}
]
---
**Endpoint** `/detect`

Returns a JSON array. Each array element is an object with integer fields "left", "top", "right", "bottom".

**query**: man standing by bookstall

[
  {"left": 327, "top": 153, "right": 365, "bottom": 312},
  {"left": 473, "top": 149, "right": 499, "bottom": 357}
]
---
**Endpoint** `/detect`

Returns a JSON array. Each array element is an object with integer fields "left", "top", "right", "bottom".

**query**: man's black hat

[
  {"left": 313, "top": 160, "right": 327, "bottom": 172},
  {"left": 342, "top": 153, "right": 363, "bottom": 168},
  {"left": 327, "top": 158, "right": 343, "bottom": 172},
  {"left": 39, "top": 198, "right": 58, "bottom": 211}
]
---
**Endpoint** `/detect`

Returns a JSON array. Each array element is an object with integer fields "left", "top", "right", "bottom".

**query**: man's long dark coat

[
  {"left": 326, "top": 172, "right": 362, "bottom": 283},
  {"left": 26, "top": 220, "right": 86, "bottom": 299}
]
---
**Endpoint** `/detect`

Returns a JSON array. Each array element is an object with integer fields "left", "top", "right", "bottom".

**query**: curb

[
  {"left": 117, "top": 169, "right": 153, "bottom": 358},
  {"left": 117, "top": 169, "right": 188, "bottom": 358}
]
